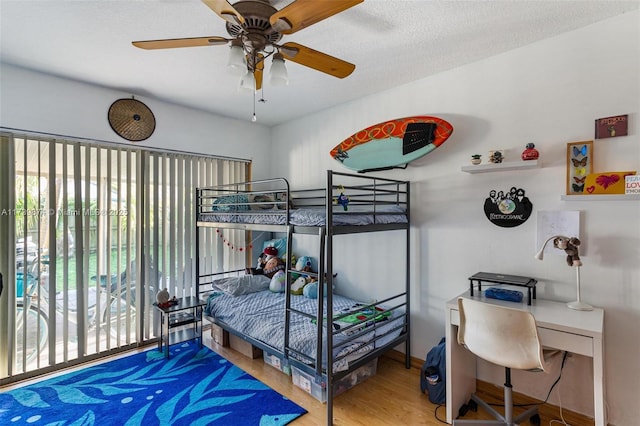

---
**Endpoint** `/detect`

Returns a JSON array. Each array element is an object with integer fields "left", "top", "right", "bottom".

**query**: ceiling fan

[{"left": 132, "top": 0, "right": 363, "bottom": 91}]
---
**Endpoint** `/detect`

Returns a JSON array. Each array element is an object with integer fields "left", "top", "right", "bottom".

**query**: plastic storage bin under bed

[{"left": 291, "top": 358, "right": 378, "bottom": 403}]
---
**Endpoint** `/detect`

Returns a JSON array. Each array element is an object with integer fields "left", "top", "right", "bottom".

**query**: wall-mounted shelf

[
  {"left": 560, "top": 194, "right": 640, "bottom": 201},
  {"left": 461, "top": 160, "right": 540, "bottom": 174}
]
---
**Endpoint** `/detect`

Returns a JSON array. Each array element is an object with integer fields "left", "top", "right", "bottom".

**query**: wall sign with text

[
  {"left": 595, "top": 114, "right": 628, "bottom": 139},
  {"left": 483, "top": 186, "right": 533, "bottom": 228}
]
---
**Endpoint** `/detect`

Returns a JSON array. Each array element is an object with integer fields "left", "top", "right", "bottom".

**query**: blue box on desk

[{"left": 484, "top": 287, "right": 523, "bottom": 303}]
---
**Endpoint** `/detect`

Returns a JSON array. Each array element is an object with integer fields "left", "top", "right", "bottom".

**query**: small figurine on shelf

[
  {"left": 489, "top": 150, "right": 504, "bottom": 164},
  {"left": 470, "top": 154, "right": 482, "bottom": 165},
  {"left": 156, "top": 288, "right": 178, "bottom": 308},
  {"left": 521, "top": 143, "right": 539, "bottom": 161}
]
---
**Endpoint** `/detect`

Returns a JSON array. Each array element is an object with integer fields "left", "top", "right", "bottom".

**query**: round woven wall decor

[{"left": 108, "top": 98, "right": 156, "bottom": 142}]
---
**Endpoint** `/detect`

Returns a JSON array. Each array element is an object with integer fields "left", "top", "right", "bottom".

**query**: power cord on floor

[
  {"left": 482, "top": 351, "right": 575, "bottom": 426},
  {"left": 434, "top": 404, "right": 448, "bottom": 423},
  {"left": 548, "top": 402, "right": 571, "bottom": 425},
  {"left": 539, "top": 351, "right": 569, "bottom": 405},
  {"left": 548, "top": 373, "right": 573, "bottom": 426},
  {"left": 484, "top": 351, "right": 570, "bottom": 409}
]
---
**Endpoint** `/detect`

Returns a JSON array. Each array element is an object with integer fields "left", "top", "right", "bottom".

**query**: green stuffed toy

[{"left": 291, "top": 276, "right": 308, "bottom": 295}]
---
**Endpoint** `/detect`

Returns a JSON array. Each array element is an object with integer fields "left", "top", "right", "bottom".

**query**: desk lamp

[{"left": 535, "top": 235, "right": 593, "bottom": 311}]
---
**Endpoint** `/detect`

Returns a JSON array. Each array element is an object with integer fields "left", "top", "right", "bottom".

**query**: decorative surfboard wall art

[{"left": 330, "top": 116, "right": 453, "bottom": 173}]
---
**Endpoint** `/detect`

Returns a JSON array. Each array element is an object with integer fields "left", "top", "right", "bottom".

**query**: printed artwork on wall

[
  {"left": 483, "top": 186, "right": 533, "bottom": 228},
  {"left": 566, "top": 141, "right": 593, "bottom": 195},
  {"left": 595, "top": 114, "right": 628, "bottom": 139}
]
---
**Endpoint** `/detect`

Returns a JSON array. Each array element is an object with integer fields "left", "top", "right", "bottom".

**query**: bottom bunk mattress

[{"left": 204, "top": 285, "right": 404, "bottom": 372}]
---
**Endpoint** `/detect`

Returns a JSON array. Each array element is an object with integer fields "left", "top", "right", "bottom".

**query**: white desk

[{"left": 445, "top": 290, "right": 605, "bottom": 425}]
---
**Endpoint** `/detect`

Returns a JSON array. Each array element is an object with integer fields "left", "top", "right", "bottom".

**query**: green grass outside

[{"left": 54, "top": 249, "right": 131, "bottom": 292}]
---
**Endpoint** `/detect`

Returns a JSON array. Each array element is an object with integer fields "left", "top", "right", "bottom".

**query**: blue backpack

[{"left": 420, "top": 337, "right": 446, "bottom": 404}]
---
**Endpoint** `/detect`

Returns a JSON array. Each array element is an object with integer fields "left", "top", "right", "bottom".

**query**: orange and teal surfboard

[{"left": 330, "top": 116, "right": 453, "bottom": 172}]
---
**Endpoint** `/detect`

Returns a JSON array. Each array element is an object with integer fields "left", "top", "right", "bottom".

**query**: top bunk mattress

[
  {"left": 196, "top": 171, "right": 410, "bottom": 228},
  {"left": 197, "top": 205, "right": 408, "bottom": 226}
]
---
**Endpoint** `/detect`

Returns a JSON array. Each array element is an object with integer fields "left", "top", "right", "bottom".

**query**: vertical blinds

[{"left": 1, "top": 133, "right": 249, "bottom": 381}]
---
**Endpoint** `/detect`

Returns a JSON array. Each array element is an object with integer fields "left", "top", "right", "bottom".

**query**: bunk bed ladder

[
  {"left": 283, "top": 225, "right": 294, "bottom": 361},
  {"left": 325, "top": 170, "right": 335, "bottom": 426},
  {"left": 316, "top": 226, "right": 327, "bottom": 375},
  {"left": 404, "top": 181, "right": 411, "bottom": 369}
]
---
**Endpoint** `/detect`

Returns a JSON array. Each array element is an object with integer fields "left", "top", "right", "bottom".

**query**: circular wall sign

[
  {"left": 108, "top": 98, "right": 156, "bottom": 142},
  {"left": 483, "top": 186, "right": 533, "bottom": 227}
]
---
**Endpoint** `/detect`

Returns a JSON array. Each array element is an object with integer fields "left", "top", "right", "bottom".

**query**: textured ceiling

[{"left": 1, "top": 0, "right": 638, "bottom": 127}]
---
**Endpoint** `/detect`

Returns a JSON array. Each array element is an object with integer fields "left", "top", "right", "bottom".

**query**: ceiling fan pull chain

[
  {"left": 258, "top": 86, "right": 267, "bottom": 103},
  {"left": 252, "top": 89, "right": 257, "bottom": 122}
]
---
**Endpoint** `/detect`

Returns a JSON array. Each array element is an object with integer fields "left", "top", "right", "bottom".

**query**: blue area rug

[{"left": 0, "top": 342, "right": 306, "bottom": 425}]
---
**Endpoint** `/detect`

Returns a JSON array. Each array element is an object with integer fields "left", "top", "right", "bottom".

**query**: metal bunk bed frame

[{"left": 195, "top": 170, "right": 411, "bottom": 425}]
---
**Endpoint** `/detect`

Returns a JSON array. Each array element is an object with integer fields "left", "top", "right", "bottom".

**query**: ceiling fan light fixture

[
  {"left": 270, "top": 53, "right": 288, "bottom": 86},
  {"left": 238, "top": 69, "right": 256, "bottom": 92},
  {"left": 227, "top": 44, "right": 246, "bottom": 74}
]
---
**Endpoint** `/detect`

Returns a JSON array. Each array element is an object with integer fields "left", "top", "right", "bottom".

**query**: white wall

[
  {"left": 271, "top": 11, "right": 639, "bottom": 425},
  {"left": 0, "top": 64, "right": 272, "bottom": 179}
]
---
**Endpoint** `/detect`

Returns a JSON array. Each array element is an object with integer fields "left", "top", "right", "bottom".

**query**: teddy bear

[{"left": 553, "top": 236, "right": 582, "bottom": 267}]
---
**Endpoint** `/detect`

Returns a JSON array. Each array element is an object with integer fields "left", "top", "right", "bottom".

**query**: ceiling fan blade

[
  {"left": 280, "top": 42, "right": 355, "bottom": 78},
  {"left": 132, "top": 36, "right": 230, "bottom": 50},
  {"left": 254, "top": 53, "right": 264, "bottom": 91},
  {"left": 202, "top": 0, "right": 245, "bottom": 25},
  {"left": 270, "top": 0, "right": 363, "bottom": 34}
]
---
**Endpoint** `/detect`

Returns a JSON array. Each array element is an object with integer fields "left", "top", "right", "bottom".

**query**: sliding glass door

[{"left": 0, "top": 133, "right": 249, "bottom": 382}]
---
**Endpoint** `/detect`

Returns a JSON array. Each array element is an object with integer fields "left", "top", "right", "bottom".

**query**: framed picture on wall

[{"left": 566, "top": 141, "right": 593, "bottom": 195}]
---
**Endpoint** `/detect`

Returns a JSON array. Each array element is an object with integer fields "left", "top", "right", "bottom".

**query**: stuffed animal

[
  {"left": 336, "top": 193, "right": 349, "bottom": 211},
  {"left": 262, "top": 256, "right": 285, "bottom": 278},
  {"left": 269, "top": 270, "right": 286, "bottom": 293},
  {"left": 553, "top": 236, "right": 582, "bottom": 267},
  {"left": 247, "top": 246, "right": 279, "bottom": 275},
  {"left": 303, "top": 276, "right": 336, "bottom": 299},
  {"left": 295, "top": 256, "right": 313, "bottom": 273},
  {"left": 291, "top": 276, "right": 308, "bottom": 295},
  {"left": 289, "top": 255, "right": 314, "bottom": 280},
  {"left": 334, "top": 186, "right": 350, "bottom": 211},
  {"left": 303, "top": 280, "right": 322, "bottom": 299}
]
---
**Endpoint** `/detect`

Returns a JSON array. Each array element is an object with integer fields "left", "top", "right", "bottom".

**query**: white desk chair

[{"left": 454, "top": 297, "right": 547, "bottom": 425}]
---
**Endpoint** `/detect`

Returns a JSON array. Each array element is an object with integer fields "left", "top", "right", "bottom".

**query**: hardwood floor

[
  {"left": 205, "top": 334, "right": 595, "bottom": 426},
  {"left": 3, "top": 332, "right": 593, "bottom": 426},
  {"left": 206, "top": 338, "right": 439, "bottom": 425}
]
